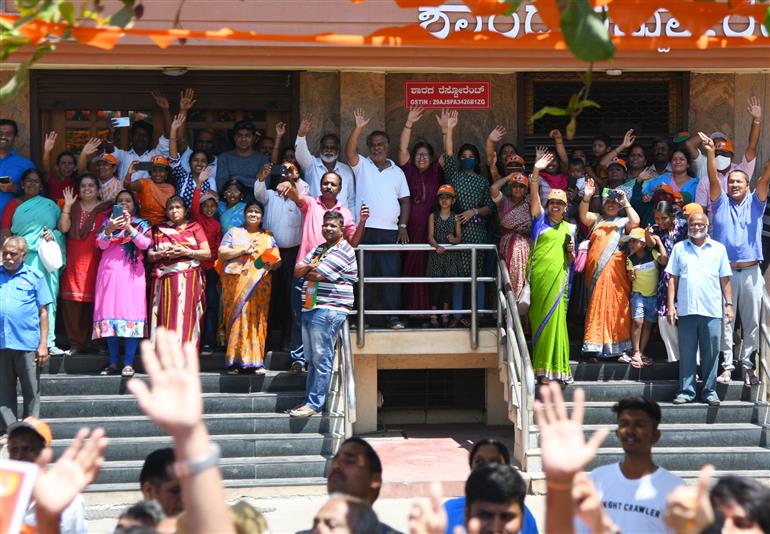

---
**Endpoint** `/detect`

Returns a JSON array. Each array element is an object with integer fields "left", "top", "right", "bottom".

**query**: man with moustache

[
  {"left": 666, "top": 210, "right": 733, "bottom": 406},
  {"left": 295, "top": 113, "right": 356, "bottom": 214}
]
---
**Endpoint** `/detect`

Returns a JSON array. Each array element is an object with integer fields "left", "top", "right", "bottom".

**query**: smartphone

[
  {"left": 135, "top": 161, "right": 154, "bottom": 172},
  {"left": 0, "top": 176, "right": 10, "bottom": 184},
  {"left": 112, "top": 205, "right": 124, "bottom": 218},
  {"left": 111, "top": 117, "right": 130, "bottom": 128},
  {"left": 269, "top": 164, "right": 288, "bottom": 178}
]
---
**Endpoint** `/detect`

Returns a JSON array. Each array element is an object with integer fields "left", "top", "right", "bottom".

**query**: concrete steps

[
  {"left": 522, "top": 360, "right": 770, "bottom": 492},
  {"left": 23, "top": 351, "right": 339, "bottom": 490}
]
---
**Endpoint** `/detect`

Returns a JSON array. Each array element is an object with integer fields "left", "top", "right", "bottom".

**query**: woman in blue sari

[
  {"left": 218, "top": 178, "right": 247, "bottom": 234},
  {"left": 527, "top": 155, "right": 576, "bottom": 384}
]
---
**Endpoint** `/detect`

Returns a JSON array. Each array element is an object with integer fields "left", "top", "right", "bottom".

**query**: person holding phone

[
  {"left": 57, "top": 176, "right": 112, "bottom": 354},
  {"left": 124, "top": 156, "right": 176, "bottom": 226},
  {"left": 92, "top": 190, "right": 152, "bottom": 377}
]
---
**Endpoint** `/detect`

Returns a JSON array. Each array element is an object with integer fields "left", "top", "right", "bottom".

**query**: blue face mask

[{"left": 460, "top": 157, "right": 476, "bottom": 170}]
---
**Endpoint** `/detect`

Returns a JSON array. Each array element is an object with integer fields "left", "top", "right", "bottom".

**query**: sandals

[
  {"left": 100, "top": 364, "right": 120, "bottom": 376},
  {"left": 744, "top": 371, "right": 759, "bottom": 387},
  {"left": 628, "top": 354, "right": 653, "bottom": 369},
  {"left": 121, "top": 365, "right": 135, "bottom": 378},
  {"left": 716, "top": 370, "right": 732, "bottom": 384}
]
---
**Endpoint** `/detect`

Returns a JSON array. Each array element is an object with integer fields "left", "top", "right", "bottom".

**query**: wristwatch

[{"left": 398, "top": 223, "right": 407, "bottom": 229}]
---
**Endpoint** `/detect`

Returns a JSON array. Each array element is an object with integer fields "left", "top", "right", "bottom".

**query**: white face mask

[{"left": 715, "top": 155, "right": 732, "bottom": 171}]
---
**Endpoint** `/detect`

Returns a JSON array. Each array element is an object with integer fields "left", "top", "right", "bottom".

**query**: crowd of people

[
  {"left": 0, "top": 89, "right": 769, "bottom": 419},
  {"left": 5, "top": 334, "right": 769, "bottom": 533}
]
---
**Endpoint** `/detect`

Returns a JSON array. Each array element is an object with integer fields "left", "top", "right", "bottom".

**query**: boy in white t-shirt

[{"left": 577, "top": 397, "right": 684, "bottom": 533}]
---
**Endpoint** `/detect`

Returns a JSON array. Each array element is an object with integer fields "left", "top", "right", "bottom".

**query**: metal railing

[
  {"left": 354, "top": 243, "right": 498, "bottom": 349},
  {"left": 495, "top": 255, "right": 535, "bottom": 470},
  {"left": 336, "top": 319, "right": 356, "bottom": 437},
  {"left": 758, "top": 293, "right": 770, "bottom": 404}
]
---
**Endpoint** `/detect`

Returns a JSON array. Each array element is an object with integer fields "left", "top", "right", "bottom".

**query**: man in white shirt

[
  {"left": 255, "top": 161, "right": 309, "bottom": 350},
  {"left": 8, "top": 417, "right": 87, "bottom": 534},
  {"left": 295, "top": 113, "right": 356, "bottom": 215},
  {"left": 577, "top": 397, "right": 684, "bottom": 534},
  {"left": 345, "top": 109, "right": 411, "bottom": 330},
  {"left": 108, "top": 120, "right": 164, "bottom": 181}
]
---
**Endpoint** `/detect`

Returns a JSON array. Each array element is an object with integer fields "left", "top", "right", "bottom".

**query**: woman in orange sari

[
  {"left": 579, "top": 179, "right": 640, "bottom": 360},
  {"left": 218, "top": 201, "right": 281, "bottom": 374},
  {"left": 124, "top": 155, "right": 175, "bottom": 226}
]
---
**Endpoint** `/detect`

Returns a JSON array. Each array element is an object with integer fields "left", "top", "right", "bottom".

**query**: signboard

[
  {"left": 0, "top": 460, "right": 38, "bottom": 534},
  {"left": 404, "top": 81, "right": 490, "bottom": 109}
]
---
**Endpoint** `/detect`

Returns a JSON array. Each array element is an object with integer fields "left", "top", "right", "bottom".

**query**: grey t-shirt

[{"left": 215, "top": 149, "right": 269, "bottom": 192}]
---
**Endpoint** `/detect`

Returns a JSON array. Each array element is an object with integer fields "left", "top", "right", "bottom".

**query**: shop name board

[
  {"left": 405, "top": 81, "right": 490, "bottom": 109},
  {"left": 418, "top": 4, "right": 769, "bottom": 50}
]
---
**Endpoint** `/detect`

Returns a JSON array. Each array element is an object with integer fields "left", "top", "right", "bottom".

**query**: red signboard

[{"left": 404, "top": 81, "right": 490, "bottom": 109}]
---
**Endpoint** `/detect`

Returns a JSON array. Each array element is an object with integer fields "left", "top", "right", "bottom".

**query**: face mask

[
  {"left": 460, "top": 157, "right": 476, "bottom": 170},
  {"left": 715, "top": 155, "right": 732, "bottom": 171}
]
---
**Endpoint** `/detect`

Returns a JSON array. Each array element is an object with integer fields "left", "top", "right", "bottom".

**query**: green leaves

[
  {"left": 109, "top": 3, "right": 134, "bottom": 28},
  {"left": 765, "top": 5, "right": 770, "bottom": 34},
  {"left": 531, "top": 68, "right": 600, "bottom": 140},
  {"left": 560, "top": 0, "right": 615, "bottom": 63}
]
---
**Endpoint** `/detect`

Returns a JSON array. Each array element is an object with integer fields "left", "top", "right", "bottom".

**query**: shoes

[
  {"left": 388, "top": 319, "right": 405, "bottom": 330},
  {"left": 705, "top": 397, "right": 721, "bottom": 406},
  {"left": 284, "top": 403, "right": 305, "bottom": 414},
  {"left": 289, "top": 405, "right": 318, "bottom": 418},
  {"left": 288, "top": 362, "right": 304, "bottom": 374},
  {"left": 48, "top": 345, "right": 69, "bottom": 357},
  {"left": 672, "top": 396, "right": 693, "bottom": 405},
  {"left": 716, "top": 370, "right": 732, "bottom": 384},
  {"left": 121, "top": 365, "right": 135, "bottom": 378},
  {"left": 226, "top": 366, "right": 240, "bottom": 375},
  {"left": 200, "top": 345, "right": 214, "bottom": 356},
  {"left": 100, "top": 364, "right": 120, "bottom": 376}
]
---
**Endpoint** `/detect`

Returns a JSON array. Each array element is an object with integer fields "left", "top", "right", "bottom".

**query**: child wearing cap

[
  {"left": 624, "top": 227, "right": 668, "bottom": 368},
  {"left": 427, "top": 184, "right": 462, "bottom": 327}
]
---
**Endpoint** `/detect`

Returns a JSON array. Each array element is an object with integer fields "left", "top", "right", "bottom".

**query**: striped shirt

[{"left": 300, "top": 239, "right": 357, "bottom": 311}]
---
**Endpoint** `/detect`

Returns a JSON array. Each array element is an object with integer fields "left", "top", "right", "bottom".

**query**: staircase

[
  {"left": 31, "top": 351, "right": 343, "bottom": 492},
  {"left": 523, "top": 359, "right": 770, "bottom": 492}
]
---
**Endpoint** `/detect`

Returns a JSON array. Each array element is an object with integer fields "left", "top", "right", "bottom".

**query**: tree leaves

[
  {"left": 531, "top": 68, "right": 600, "bottom": 140},
  {"left": 560, "top": 0, "right": 615, "bottom": 62}
]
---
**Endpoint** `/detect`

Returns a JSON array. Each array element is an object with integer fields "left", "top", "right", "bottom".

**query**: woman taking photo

[
  {"left": 490, "top": 170, "right": 531, "bottom": 301},
  {"left": 148, "top": 196, "right": 210, "bottom": 348},
  {"left": 527, "top": 154, "right": 575, "bottom": 384},
  {"left": 1, "top": 169, "right": 66, "bottom": 354},
  {"left": 398, "top": 107, "right": 443, "bottom": 314},
  {"left": 218, "top": 202, "right": 280, "bottom": 374},
  {"left": 579, "top": 178, "right": 640, "bottom": 360},
  {"left": 93, "top": 190, "right": 152, "bottom": 377},
  {"left": 58, "top": 175, "right": 112, "bottom": 354},
  {"left": 124, "top": 156, "right": 176, "bottom": 226}
]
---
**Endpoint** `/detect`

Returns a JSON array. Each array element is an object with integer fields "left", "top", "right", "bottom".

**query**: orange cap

[
  {"left": 546, "top": 189, "right": 568, "bottom": 205},
  {"left": 608, "top": 158, "right": 627, "bottom": 171},
  {"left": 509, "top": 154, "right": 526, "bottom": 166},
  {"left": 436, "top": 184, "right": 456, "bottom": 197},
  {"left": 683, "top": 202, "right": 704, "bottom": 217},
  {"left": 621, "top": 227, "right": 647, "bottom": 243},
  {"left": 714, "top": 138, "right": 735, "bottom": 154},
  {"left": 507, "top": 172, "right": 529, "bottom": 187},
  {"left": 150, "top": 155, "right": 170, "bottom": 167},
  {"left": 97, "top": 153, "right": 118, "bottom": 165},
  {"left": 8, "top": 417, "right": 53, "bottom": 447}
]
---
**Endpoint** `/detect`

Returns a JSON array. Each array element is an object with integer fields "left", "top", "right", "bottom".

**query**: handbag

[
  {"left": 573, "top": 240, "right": 590, "bottom": 273},
  {"left": 516, "top": 282, "right": 531, "bottom": 315},
  {"left": 39, "top": 237, "right": 63, "bottom": 273}
]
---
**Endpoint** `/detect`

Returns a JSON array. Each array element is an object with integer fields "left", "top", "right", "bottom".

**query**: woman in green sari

[
  {"left": 527, "top": 154, "right": 576, "bottom": 384},
  {"left": 1, "top": 169, "right": 67, "bottom": 353}
]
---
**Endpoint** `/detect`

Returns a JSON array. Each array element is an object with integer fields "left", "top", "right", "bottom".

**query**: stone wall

[
  {"left": 0, "top": 69, "right": 32, "bottom": 158},
  {"left": 299, "top": 71, "right": 341, "bottom": 151}
]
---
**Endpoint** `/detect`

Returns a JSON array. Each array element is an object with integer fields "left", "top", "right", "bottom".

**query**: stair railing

[
  {"left": 758, "top": 292, "right": 770, "bottom": 403},
  {"left": 336, "top": 318, "right": 356, "bottom": 438},
  {"left": 495, "top": 256, "right": 536, "bottom": 470}
]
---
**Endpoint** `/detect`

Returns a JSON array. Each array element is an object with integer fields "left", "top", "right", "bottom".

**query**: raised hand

[
  {"left": 534, "top": 152, "right": 554, "bottom": 171},
  {"left": 127, "top": 328, "right": 203, "bottom": 439},
  {"left": 535, "top": 382, "right": 609, "bottom": 483},
  {"left": 446, "top": 110, "right": 458, "bottom": 130},
  {"left": 584, "top": 178, "right": 596, "bottom": 199},
  {"left": 62, "top": 186, "right": 78, "bottom": 208},
  {"left": 258, "top": 162, "right": 272, "bottom": 182},
  {"left": 407, "top": 107, "right": 424, "bottom": 125},
  {"left": 697, "top": 132, "right": 714, "bottom": 154},
  {"left": 298, "top": 113, "right": 314, "bottom": 137},
  {"left": 638, "top": 167, "right": 653, "bottom": 182},
  {"left": 663, "top": 464, "right": 714, "bottom": 534},
  {"left": 179, "top": 88, "right": 196, "bottom": 113},
  {"left": 615, "top": 189, "right": 628, "bottom": 205},
  {"left": 82, "top": 137, "right": 102, "bottom": 156},
  {"left": 353, "top": 108, "right": 371, "bottom": 129},
  {"left": 150, "top": 90, "right": 170, "bottom": 110},
  {"left": 747, "top": 96, "right": 762, "bottom": 120},
  {"left": 170, "top": 113, "right": 186, "bottom": 133},
  {"left": 548, "top": 129, "right": 563, "bottom": 142},
  {"left": 43, "top": 131, "right": 57, "bottom": 153},
  {"left": 572, "top": 473, "right": 612, "bottom": 534},
  {"left": 535, "top": 145, "right": 548, "bottom": 161},
  {"left": 198, "top": 165, "right": 214, "bottom": 185},
  {"left": 408, "top": 482, "right": 447, "bottom": 534},
  {"left": 489, "top": 125, "right": 507, "bottom": 142},
  {"left": 275, "top": 121, "right": 287, "bottom": 138},
  {"left": 276, "top": 180, "right": 293, "bottom": 198},
  {"left": 621, "top": 128, "right": 636, "bottom": 149},
  {"left": 359, "top": 204, "right": 369, "bottom": 224},
  {"left": 33, "top": 427, "right": 108, "bottom": 518}
]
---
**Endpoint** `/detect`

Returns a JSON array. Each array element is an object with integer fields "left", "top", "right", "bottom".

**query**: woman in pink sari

[{"left": 490, "top": 171, "right": 531, "bottom": 300}]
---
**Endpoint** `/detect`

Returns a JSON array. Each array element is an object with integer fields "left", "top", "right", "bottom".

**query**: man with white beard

[
  {"left": 295, "top": 113, "right": 357, "bottom": 216},
  {"left": 665, "top": 211, "right": 733, "bottom": 406}
]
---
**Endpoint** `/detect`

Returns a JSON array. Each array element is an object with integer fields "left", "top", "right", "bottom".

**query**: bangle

[
  {"left": 580, "top": 198, "right": 591, "bottom": 204},
  {"left": 62, "top": 210, "right": 70, "bottom": 215},
  {"left": 753, "top": 120, "right": 761, "bottom": 124},
  {"left": 404, "top": 123, "right": 412, "bottom": 129},
  {"left": 172, "top": 443, "right": 221, "bottom": 479},
  {"left": 725, "top": 302, "right": 733, "bottom": 306}
]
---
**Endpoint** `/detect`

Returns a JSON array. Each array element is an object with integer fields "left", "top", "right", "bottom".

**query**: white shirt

[
  {"left": 254, "top": 178, "right": 308, "bottom": 248},
  {"left": 113, "top": 145, "right": 163, "bottom": 181},
  {"left": 25, "top": 494, "right": 87, "bottom": 534},
  {"left": 294, "top": 135, "right": 356, "bottom": 214},
  {"left": 351, "top": 156, "right": 410, "bottom": 231},
  {"left": 157, "top": 135, "right": 218, "bottom": 191},
  {"left": 576, "top": 463, "right": 684, "bottom": 534}
]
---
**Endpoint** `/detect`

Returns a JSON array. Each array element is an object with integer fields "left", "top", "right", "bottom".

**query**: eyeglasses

[
  {"left": 688, "top": 223, "right": 707, "bottom": 228},
  {"left": 414, "top": 153, "right": 431, "bottom": 159}
]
